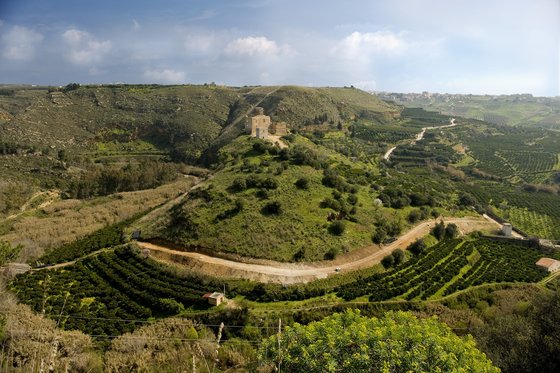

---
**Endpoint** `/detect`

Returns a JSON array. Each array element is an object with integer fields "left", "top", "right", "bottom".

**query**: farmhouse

[
  {"left": 535, "top": 257, "right": 560, "bottom": 272},
  {"left": 203, "top": 292, "right": 225, "bottom": 306}
]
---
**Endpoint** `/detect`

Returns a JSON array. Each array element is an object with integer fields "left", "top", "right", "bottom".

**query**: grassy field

[{"left": 0, "top": 178, "right": 197, "bottom": 262}]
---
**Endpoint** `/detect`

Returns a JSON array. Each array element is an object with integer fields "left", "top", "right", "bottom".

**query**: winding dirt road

[
  {"left": 137, "top": 216, "right": 496, "bottom": 284},
  {"left": 384, "top": 118, "right": 457, "bottom": 160}
]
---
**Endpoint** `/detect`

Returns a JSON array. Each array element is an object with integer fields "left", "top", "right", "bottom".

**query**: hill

[
  {"left": 136, "top": 133, "right": 463, "bottom": 261},
  {"left": 380, "top": 92, "right": 560, "bottom": 128},
  {"left": 0, "top": 84, "right": 401, "bottom": 216}
]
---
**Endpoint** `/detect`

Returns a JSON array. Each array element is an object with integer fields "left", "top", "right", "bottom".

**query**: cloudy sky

[{"left": 0, "top": 0, "right": 558, "bottom": 95}]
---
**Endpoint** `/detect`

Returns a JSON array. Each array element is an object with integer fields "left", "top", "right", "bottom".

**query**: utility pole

[{"left": 277, "top": 318, "right": 282, "bottom": 373}]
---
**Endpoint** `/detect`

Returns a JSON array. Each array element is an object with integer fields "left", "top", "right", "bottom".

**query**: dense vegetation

[
  {"left": 11, "top": 246, "right": 216, "bottom": 335},
  {"left": 259, "top": 310, "right": 499, "bottom": 372},
  {"left": 337, "top": 237, "right": 547, "bottom": 301}
]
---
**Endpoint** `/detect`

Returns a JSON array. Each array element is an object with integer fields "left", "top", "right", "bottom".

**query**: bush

[
  {"left": 372, "top": 227, "right": 387, "bottom": 244},
  {"left": 231, "top": 178, "right": 247, "bottom": 192},
  {"left": 295, "top": 177, "right": 309, "bottom": 190},
  {"left": 261, "top": 201, "right": 282, "bottom": 215},
  {"left": 445, "top": 223, "right": 459, "bottom": 239},
  {"left": 408, "top": 209, "right": 422, "bottom": 223},
  {"left": 329, "top": 220, "right": 346, "bottom": 235},
  {"left": 392, "top": 249, "right": 405, "bottom": 265},
  {"left": 381, "top": 254, "right": 395, "bottom": 268},
  {"left": 324, "top": 247, "right": 341, "bottom": 260},
  {"left": 408, "top": 239, "right": 426, "bottom": 255},
  {"left": 432, "top": 221, "right": 446, "bottom": 240},
  {"left": 320, "top": 197, "right": 341, "bottom": 211}
]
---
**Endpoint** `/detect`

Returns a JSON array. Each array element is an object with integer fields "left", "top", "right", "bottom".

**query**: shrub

[
  {"left": 408, "top": 209, "right": 422, "bottom": 223},
  {"left": 320, "top": 197, "right": 341, "bottom": 211},
  {"left": 392, "top": 249, "right": 405, "bottom": 265},
  {"left": 408, "top": 239, "right": 426, "bottom": 255},
  {"left": 295, "top": 177, "right": 309, "bottom": 190},
  {"left": 372, "top": 227, "right": 387, "bottom": 244},
  {"left": 293, "top": 248, "right": 306, "bottom": 261},
  {"left": 445, "top": 223, "right": 459, "bottom": 239},
  {"left": 432, "top": 221, "right": 445, "bottom": 240},
  {"left": 329, "top": 220, "right": 346, "bottom": 235},
  {"left": 261, "top": 201, "right": 282, "bottom": 215},
  {"left": 324, "top": 247, "right": 341, "bottom": 260},
  {"left": 382, "top": 254, "right": 395, "bottom": 268},
  {"left": 231, "top": 178, "right": 247, "bottom": 192}
]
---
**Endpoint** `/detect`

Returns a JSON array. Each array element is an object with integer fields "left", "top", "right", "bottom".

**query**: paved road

[{"left": 137, "top": 216, "right": 494, "bottom": 284}]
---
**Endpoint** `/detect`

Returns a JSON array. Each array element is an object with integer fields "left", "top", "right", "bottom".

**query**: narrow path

[
  {"left": 384, "top": 118, "right": 457, "bottom": 160},
  {"left": 137, "top": 216, "right": 495, "bottom": 284},
  {"left": 2, "top": 191, "right": 59, "bottom": 222},
  {"left": 219, "top": 86, "right": 280, "bottom": 139}
]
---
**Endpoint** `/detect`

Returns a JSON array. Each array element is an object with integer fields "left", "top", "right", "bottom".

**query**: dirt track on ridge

[{"left": 137, "top": 216, "right": 497, "bottom": 284}]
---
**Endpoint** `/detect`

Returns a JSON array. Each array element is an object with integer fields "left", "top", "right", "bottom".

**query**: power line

[
  {"left": 1, "top": 310, "right": 283, "bottom": 330},
  {"left": 4, "top": 329, "right": 266, "bottom": 344}
]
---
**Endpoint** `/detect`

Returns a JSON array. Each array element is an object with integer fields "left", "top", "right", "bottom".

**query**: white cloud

[
  {"left": 332, "top": 31, "right": 407, "bottom": 59},
  {"left": 2, "top": 25, "right": 43, "bottom": 60},
  {"left": 143, "top": 68, "right": 186, "bottom": 84},
  {"left": 225, "top": 36, "right": 291, "bottom": 57},
  {"left": 62, "top": 29, "right": 111, "bottom": 65}
]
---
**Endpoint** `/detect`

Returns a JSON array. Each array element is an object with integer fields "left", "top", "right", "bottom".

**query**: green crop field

[{"left": 337, "top": 238, "right": 547, "bottom": 302}]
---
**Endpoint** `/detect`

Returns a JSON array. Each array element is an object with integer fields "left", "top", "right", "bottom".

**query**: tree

[
  {"left": 392, "top": 248, "right": 405, "bottom": 265},
  {"left": 259, "top": 310, "right": 499, "bottom": 372},
  {"left": 432, "top": 221, "right": 446, "bottom": 240},
  {"left": 294, "top": 177, "right": 309, "bottom": 190},
  {"left": 381, "top": 254, "right": 395, "bottom": 268},
  {"left": 372, "top": 227, "right": 387, "bottom": 244},
  {"left": 328, "top": 220, "right": 345, "bottom": 235},
  {"left": 445, "top": 223, "right": 459, "bottom": 239},
  {"left": 408, "top": 209, "right": 422, "bottom": 223},
  {"left": 261, "top": 201, "right": 282, "bottom": 215},
  {"left": 408, "top": 238, "right": 426, "bottom": 255}
]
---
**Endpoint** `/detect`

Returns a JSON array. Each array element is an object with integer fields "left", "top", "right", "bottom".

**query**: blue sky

[{"left": 0, "top": 0, "right": 558, "bottom": 95}]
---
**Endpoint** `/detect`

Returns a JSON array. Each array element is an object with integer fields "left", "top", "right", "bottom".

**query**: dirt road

[
  {"left": 384, "top": 118, "right": 457, "bottom": 160},
  {"left": 137, "top": 216, "right": 496, "bottom": 284}
]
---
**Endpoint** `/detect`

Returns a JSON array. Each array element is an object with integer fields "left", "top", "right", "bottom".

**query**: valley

[{"left": 1, "top": 84, "right": 560, "bottom": 372}]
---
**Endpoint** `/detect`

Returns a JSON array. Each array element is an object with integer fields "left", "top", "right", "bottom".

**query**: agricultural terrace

[{"left": 10, "top": 237, "right": 551, "bottom": 337}]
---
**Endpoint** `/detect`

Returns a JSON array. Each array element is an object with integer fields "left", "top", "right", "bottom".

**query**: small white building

[
  {"left": 536, "top": 258, "right": 560, "bottom": 273},
  {"left": 502, "top": 223, "right": 513, "bottom": 237},
  {"left": 203, "top": 292, "right": 225, "bottom": 306}
]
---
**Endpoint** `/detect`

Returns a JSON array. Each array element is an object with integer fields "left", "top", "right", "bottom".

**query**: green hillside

[{"left": 137, "top": 134, "right": 452, "bottom": 261}]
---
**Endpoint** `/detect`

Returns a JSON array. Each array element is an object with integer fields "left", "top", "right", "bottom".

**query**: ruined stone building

[
  {"left": 270, "top": 121, "right": 288, "bottom": 136},
  {"left": 248, "top": 107, "right": 288, "bottom": 138}
]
